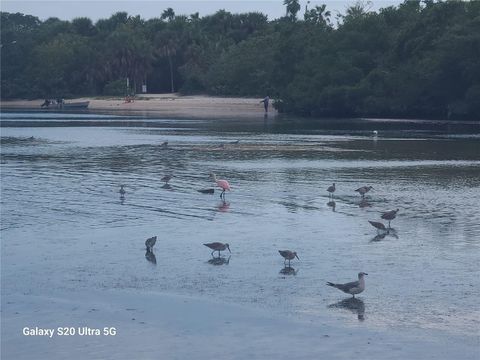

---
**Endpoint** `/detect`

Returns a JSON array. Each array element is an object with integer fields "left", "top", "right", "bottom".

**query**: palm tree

[
  {"left": 155, "top": 30, "right": 178, "bottom": 93},
  {"left": 161, "top": 8, "right": 175, "bottom": 22}
]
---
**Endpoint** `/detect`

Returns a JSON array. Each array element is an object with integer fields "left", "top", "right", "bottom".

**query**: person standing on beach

[{"left": 260, "top": 96, "right": 270, "bottom": 113}]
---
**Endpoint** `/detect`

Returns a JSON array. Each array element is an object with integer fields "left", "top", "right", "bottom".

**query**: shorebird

[
  {"left": 327, "top": 272, "right": 368, "bottom": 298},
  {"left": 119, "top": 185, "right": 126, "bottom": 196},
  {"left": 145, "top": 236, "right": 157, "bottom": 252},
  {"left": 160, "top": 141, "right": 168, "bottom": 149},
  {"left": 161, "top": 175, "right": 173, "bottom": 185},
  {"left": 355, "top": 186, "right": 373, "bottom": 198},
  {"left": 278, "top": 250, "right": 299, "bottom": 267},
  {"left": 327, "top": 183, "right": 336, "bottom": 198},
  {"left": 381, "top": 209, "right": 399, "bottom": 228},
  {"left": 210, "top": 173, "right": 231, "bottom": 199},
  {"left": 368, "top": 220, "right": 387, "bottom": 232},
  {"left": 204, "top": 242, "right": 231, "bottom": 257}
]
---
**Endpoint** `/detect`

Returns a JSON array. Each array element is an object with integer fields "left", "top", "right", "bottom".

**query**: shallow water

[{"left": 1, "top": 112, "right": 479, "bottom": 341}]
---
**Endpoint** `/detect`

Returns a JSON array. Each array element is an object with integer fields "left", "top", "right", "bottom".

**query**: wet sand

[
  {"left": 2, "top": 290, "right": 477, "bottom": 360},
  {"left": 0, "top": 94, "right": 276, "bottom": 119}
]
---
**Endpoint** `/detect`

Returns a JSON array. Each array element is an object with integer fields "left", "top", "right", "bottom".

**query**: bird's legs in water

[{"left": 220, "top": 189, "right": 225, "bottom": 199}]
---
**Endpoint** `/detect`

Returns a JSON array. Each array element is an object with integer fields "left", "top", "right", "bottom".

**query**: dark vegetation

[{"left": 1, "top": 0, "right": 479, "bottom": 119}]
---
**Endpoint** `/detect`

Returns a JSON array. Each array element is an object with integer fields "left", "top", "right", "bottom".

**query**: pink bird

[{"left": 210, "top": 173, "right": 231, "bottom": 199}]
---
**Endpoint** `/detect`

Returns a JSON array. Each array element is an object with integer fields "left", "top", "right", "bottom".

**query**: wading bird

[
  {"left": 278, "top": 250, "right": 300, "bottom": 267},
  {"left": 327, "top": 272, "right": 368, "bottom": 298},
  {"left": 327, "top": 183, "right": 336, "bottom": 198},
  {"left": 210, "top": 173, "right": 231, "bottom": 199},
  {"left": 145, "top": 236, "right": 157, "bottom": 252},
  {"left": 381, "top": 209, "right": 399, "bottom": 228},
  {"left": 368, "top": 220, "right": 387, "bottom": 232},
  {"left": 161, "top": 175, "right": 173, "bottom": 185},
  {"left": 204, "top": 242, "right": 231, "bottom": 257},
  {"left": 355, "top": 186, "right": 373, "bottom": 198}
]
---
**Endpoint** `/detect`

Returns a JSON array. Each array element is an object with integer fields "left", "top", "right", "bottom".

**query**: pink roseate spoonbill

[
  {"left": 204, "top": 242, "right": 231, "bottom": 257},
  {"left": 145, "top": 236, "right": 157, "bottom": 252},
  {"left": 327, "top": 183, "right": 336, "bottom": 198},
  {"left": 119, "top": 185, "right": 126, "bottom": 196},
  {"left": 381, "top": 208, "right": 399, "bottom": 228},
  {"left": 210, "top": 173, "right": 231, "bottom": 199},
  {"left": 278, "top": 250, "right": 299, "bottom": 267},
  {"left": 368, "top": 220, "right": 387, "bottom": 232},
  {"left": 327, "top": 272, "right": 368, "bottom": 298},
  {"left": 355, "top": 186, "right": 373, "bottom": 198}
]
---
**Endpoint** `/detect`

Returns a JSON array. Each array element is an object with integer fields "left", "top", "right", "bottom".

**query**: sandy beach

[{"left": 0, "top": 94, "right": 276, "bottom": 119}]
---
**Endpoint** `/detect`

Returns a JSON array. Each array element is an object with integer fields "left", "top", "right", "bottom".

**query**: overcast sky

[{"left": 1, "top": 1, "right": 402, "bottom": 22}]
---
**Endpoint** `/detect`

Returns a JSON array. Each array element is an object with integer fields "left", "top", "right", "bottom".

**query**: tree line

[{"left": 1, "top": 0, "right": 479, "bottom": 119}]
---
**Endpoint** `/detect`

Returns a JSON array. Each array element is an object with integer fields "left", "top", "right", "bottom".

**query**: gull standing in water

[
  {"left": 210, "top": 173, "right": 231, "bottom": 199},
  {"left": 327, "top": 272, "right": 368, "bottom": 298}
]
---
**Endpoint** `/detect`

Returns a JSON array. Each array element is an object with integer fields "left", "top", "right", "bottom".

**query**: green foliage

[
  {"left": 103, "top": 79, "right": 127, "bottom": 96},
  {"left": 1, "top": 1, "right": 479, "bottom": 119}
]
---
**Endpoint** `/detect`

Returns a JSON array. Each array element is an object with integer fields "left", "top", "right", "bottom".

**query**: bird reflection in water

[
  {"left": 327, "top": 200, "right": 336, "bottom": 212},
  {"left": 161, "top": 183, "right": 172, "bottom": 190},
  {"left": 208, "top": 256, "right": 231, "bottom": 266},
  {"left": 370, "top": 228, "right": 399, "bottom": 242},
  {"left": 359, "top": 199, "right": 371, "bottom": 208},
  {"left": 279, "top": 266, "right": 298, "bottom": 276},
  {"left": 217, "top": 200, "right": 230, "bottom": 212},
  {"left": 328, "top": 297, "right": 365, "bottom": 321},
  {"left": 145, "top": 250, "right": 157, "bottom": 265}
]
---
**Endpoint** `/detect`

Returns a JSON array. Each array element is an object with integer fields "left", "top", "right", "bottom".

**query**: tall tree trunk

[{"left": 168, "top": 51, "right": 174, "bottom": 93}]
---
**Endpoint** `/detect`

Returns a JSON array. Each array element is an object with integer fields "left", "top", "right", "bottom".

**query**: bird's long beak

[
  {"left": 227, "top": 245, "right": 231, "bottom": 253},
  {"left": 295, "top": 254, "right": 300, "bottom": 260}
]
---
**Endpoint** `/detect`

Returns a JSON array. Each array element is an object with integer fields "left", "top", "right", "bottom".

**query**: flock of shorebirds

[{"left": 120, "top": 171, "right": 400, "bottom": 299}]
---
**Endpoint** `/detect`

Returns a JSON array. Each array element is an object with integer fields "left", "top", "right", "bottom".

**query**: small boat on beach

[{"left": 41, "top": 99, "right": 89, "bottom": 110}]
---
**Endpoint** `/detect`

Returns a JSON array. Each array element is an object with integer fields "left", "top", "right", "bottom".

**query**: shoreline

[
  {"left": 2, "top": 289, "right": 477, "bottom": 360},
  {"left": 0, "top": 94, "right": 276, "bottom": 120}
]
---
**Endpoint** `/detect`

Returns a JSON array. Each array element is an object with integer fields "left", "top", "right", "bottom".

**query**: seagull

[
  {"left": 327, "top": 183, "right": 336, "bottom": 198},
  {"left": 381, "top": 209, "right": 399, "bottom": 228},
  {"left": 327, "top": 272, "right": 368, "bottom": 298},
  {"left": 278, "top": 250, "right": 300, "bottom": 267},
  {"left": 355, "top": 186, "right": 373, "bottom": 198},
  {"left": 145, "top": 236, "right": 157, "bottom": 252},
  {"left": 204, "top": 242, "right": 231, "bottom": 257}
]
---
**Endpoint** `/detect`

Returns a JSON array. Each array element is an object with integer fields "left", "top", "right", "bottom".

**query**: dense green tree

[{"left": 1, "top": 1, "right": 479, "bottom": 119}]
